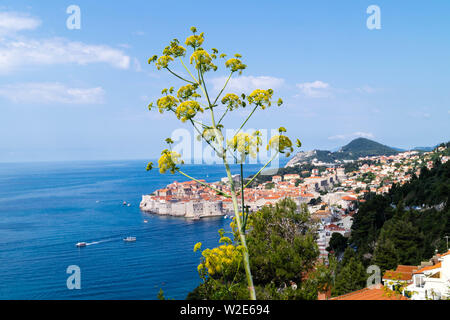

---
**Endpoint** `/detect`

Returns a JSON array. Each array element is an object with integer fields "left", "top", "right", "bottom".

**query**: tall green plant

[{"left": 146, "top": 27, "right": 300, "bottom": 299}]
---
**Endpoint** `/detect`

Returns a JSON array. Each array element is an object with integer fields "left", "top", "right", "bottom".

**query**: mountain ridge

[{"left": 286, "top": 138, "right": 399, "bottom": 167}]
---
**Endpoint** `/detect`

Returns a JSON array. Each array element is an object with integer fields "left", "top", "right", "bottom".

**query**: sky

[{"left": 0, "top": 0, "right": 449, "bottom": 162}]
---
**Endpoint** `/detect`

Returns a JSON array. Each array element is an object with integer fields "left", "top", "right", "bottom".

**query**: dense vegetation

[
  {"left": 330, "top": 159, "right": 450, "bottom": 296},
  {"left": 188, "top": 199, "right": 332, "bottom": 300}
]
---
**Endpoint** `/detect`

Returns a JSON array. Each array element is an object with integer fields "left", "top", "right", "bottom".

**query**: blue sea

[{"left": 0, "top": 159, "right": 287, "bottom": 300}]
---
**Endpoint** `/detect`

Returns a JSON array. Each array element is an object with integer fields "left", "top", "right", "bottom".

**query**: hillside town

[{"left": 141, "top": 145, "right": 449, "bottom": 268}]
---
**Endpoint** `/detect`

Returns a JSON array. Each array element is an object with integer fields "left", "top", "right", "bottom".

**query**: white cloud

[
  {"left": 0, "top": 37, "right": 131, "bottom": 73},
  {"left": 328, "top": 132, "right": 375, "bottom": 140},
  {"left": 0, "top": 12, "right": 41, "bottom": 34},
  {"left": 296, "top": 81, "right": 331, "bottom": 98},
  {"left": 211, "top": 75, "right": 284, "bottom": 93},
  {"left": 0, "top": 10, "right": 131, "bottom": 73},
  {"left": 0, "top": 83, "right": 105, "bottom": 104}
]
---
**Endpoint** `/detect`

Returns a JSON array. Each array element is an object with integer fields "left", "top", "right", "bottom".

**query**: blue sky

[{"left": 0, "top": 0, "right": 449, "bottom": 162}]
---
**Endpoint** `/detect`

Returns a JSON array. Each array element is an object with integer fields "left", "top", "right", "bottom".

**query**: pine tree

[{"left": 332, "top": 253, "right": 367, "bottom": 296}]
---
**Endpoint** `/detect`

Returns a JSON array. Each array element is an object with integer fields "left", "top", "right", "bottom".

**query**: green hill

[
  {"left": 286, "top": 138, "right": 400, "bottom": 167},
  {"left": 337, "top": 138, "right": 399, "bottom": 158}
]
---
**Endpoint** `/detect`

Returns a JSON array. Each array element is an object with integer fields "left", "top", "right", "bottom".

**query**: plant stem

[
  {"left": 233, "top": 105, "right": 258, "bottom": 139},
  {"left": 213, "top": 72, "right": 233, "bottom": 106},
  {"left": 222, "top": 155, "right": 256, "bottom": 300},
  {"left": 240, "top": 163, "right": 247, "bottom": 232},
  {"left": 165, "top": 67, "right": 196, "bottom": 84},
  {"left": 198, "top": 65, "right": 256, "bottom": 300},
  {"left": 243, "top": 153, "right": 278, "bottom": 189},
  {"left": 217, "top": 108, "right": 229, "bottom": 125}
]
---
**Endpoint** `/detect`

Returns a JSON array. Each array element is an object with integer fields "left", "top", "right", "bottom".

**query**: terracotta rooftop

[
  {"left": 414, "top": 262, "right": 441, "bottom": 274},
  {"left": 383, "top": 265, "right": 418, "bottom": 281},
  {"left": 331, "top": 284, "right": 409, "bottom": 300},
  {"left": 441, "top": 250, "right": 450, "bottom": 257}
]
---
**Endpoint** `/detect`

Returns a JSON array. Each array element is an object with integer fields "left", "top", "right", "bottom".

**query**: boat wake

[{"left": 85, "top": 238, "right": 117, "bottom": 246}]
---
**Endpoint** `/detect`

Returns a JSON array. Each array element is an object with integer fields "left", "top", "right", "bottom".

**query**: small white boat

[
  {"left": 76, "top": 242, "right": 87, "bottom": 247},
  {"left": 127, "top": 203, "right": 131, "bottom": 207},
  {"left": 123, "top": 236, "right": 136, "bottom": 242},
  {"left": 143, "top": 220, "right": 148, "bottom": 223}
]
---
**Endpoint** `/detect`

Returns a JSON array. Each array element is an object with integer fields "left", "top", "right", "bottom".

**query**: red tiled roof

[
  {"left": 331, "top": 284, "right": 408, "bottom": 300},
  {"left": 414, "top": 262, "right": 441, "bottom": 274},
  {"left": 396, "top": 265, "right": 419, "bottom": 273}
]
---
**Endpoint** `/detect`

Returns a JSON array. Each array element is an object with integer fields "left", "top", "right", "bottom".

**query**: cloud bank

[{"left": 0, "top": 83, "right": 105, "bottom": 104}]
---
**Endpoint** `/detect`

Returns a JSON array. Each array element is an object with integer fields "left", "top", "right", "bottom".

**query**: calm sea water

[{"left": 0, "top": 159, "right": 287, "bottom": 300}]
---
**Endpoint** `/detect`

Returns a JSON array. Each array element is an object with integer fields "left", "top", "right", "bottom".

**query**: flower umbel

[
  {"left": 163, "top": 39, "right": 186, "bottom": 58},
  {"left": 247, "top": 89, "right": 274, "bottom": 109},
  {"left": 156, "top": 95, "right": 179, "bottom": 113},
  {"left": 193, "top": 242, "right": 202, "bottom": 252},
  {"left": 155, "top": 55, "right": 174, "bottom": 70},
  {"left": 175, "top": 101, "right": 204, "bottom": 122},
  {"left": 225, "top": 58, "right": 246, "bottom": 74},
  {"left": 158, "top": 150, "right": 184, "bottom": 174},
  {"left": 177, "top": 84, "right": 199, "bottom": 101},
  {"left": 198, "top": 244, "right": 245, "bottom": 276},
  {"left": 221, "top": 93, "right": 243, "bottom": 111},
  {"left": 185, "top": 32, "right": 205, "bottom": 48},
  {"left": 267, "top": 134, "right": 294, "bottom": 157},
  {"left": 227, "top": 132, "right": 260, "bottom": 162},
  {"left": 190, "top": 49, "right": 217, "bottom": 72}
]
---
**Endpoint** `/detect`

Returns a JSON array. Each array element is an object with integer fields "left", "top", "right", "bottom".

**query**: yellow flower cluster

[
  {"left": 193, "top": 242, "right": 202, "bottom": 252},
  {"left": 177, "top": 84, "right": 199, "bottom": 101},
  {"left": 199, "top": 244, "right": 245, "bottom": 275},
  {"left": 190, "top": 49, "right": 217, "bottom": 72},
  {"left": 156, "top": 95, "right": 179, "bottom": 113},
  {"left": 267, "top": 134, "right": 294, "bottom": 157},
  {"left": 221, "top": 93, "right": 243, "bottom": 110},
  {"left": 227, "top": 132, "right": 261, "bottom": 161},
  {"left": 163, "top": 39, "right": 186, "bottom": 58},
  {"left": 175, "top": 101, "right": 204, "bottom": 122},
  {"left": 155, "top": 55, "right": 174, "bottom": 70},
  {"left": 225, "top": 58, "right": 246, "bottom": 74},
  {"left": 185, "top": 32, "right": 205, "bottom": 48},
  {"left": 247, "top": 89, "right": 274, "bottom": 109},
  {"left": 158, "top": 149, "right": 184, "bottom": 174}
]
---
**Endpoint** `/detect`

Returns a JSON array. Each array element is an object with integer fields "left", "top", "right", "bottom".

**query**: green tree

[
  {"left": 326, "top": 233, "right": 348, "bottom": 257},
  {"left": 189, "top": 199, "right": 332, "bottom": 300},
  {"left": 372, "top": 238, "right": 399, "bottom": 271},
  {"left": 332, "top": 248, "right": 367, "bottom": 296},
  {"left": 373, "top": 213, "right": 424, "bottom": 271}
]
